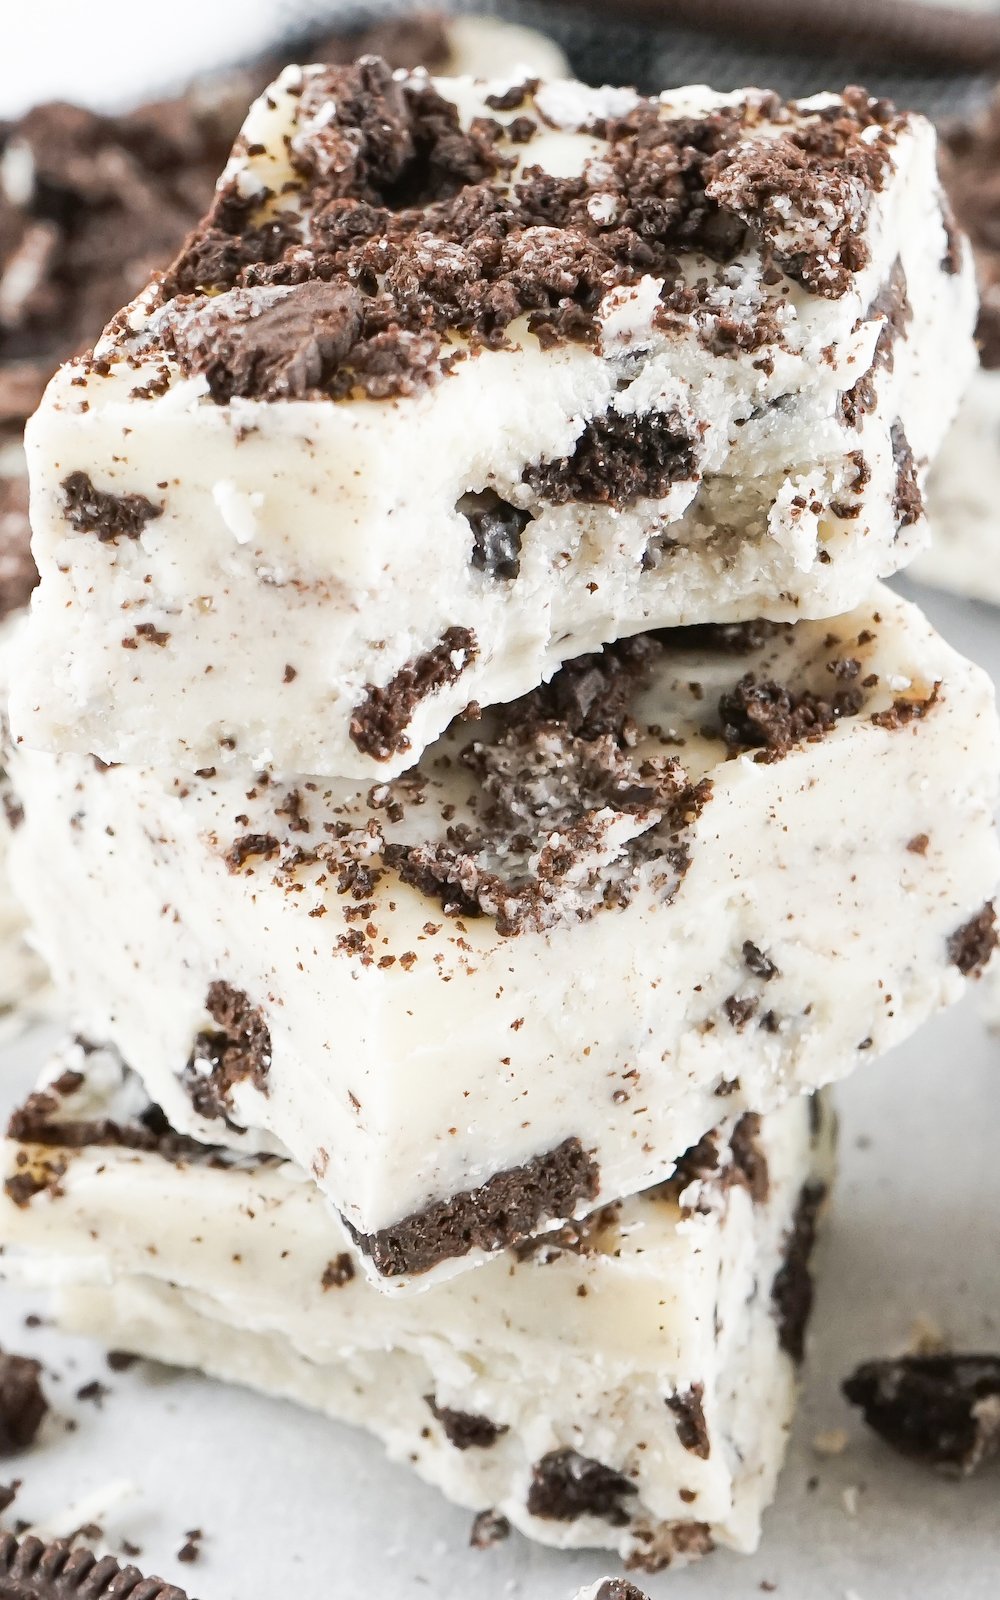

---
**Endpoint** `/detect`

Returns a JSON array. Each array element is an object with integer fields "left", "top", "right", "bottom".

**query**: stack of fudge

[{"left": 0, "top": 56, "right": 998, "bottom": 1575}]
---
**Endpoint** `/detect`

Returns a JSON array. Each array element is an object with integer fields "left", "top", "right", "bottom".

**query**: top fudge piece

[{"left": 12, "top": 65, "right": 974, "bottom": 780}]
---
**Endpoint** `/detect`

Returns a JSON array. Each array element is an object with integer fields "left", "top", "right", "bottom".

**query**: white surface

[{"left": 0, "top": 586, "right": 996, "bottom": 1596}]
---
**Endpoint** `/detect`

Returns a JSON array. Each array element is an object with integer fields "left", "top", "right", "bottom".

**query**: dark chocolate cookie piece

[{"left": 843, "top": 1353, "right": 1000, "bottom": 1474}]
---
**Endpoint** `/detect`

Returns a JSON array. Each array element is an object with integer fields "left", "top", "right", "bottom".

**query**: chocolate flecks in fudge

[
  {"left": 345, "top": 1136, "right": 599, "bottom": 1278},
  {"left": 320, "top": 1254, "right": 355, "bottom": 1290},
  {"left": 166, "top": 282, "right": 365, "bottom": 404},
  {"left": 75, "top": 1379, "right": 109, "bottom": 1408},
  {"left": 947, "top": 902, "right": 998, "bottom": 977},
  {"left": 7, "top": 1080, "right": 203, "bottom": 1166},
  {"left": 890, "top": 422, "right": 923, "bottom": 531},
  {"left": 743, "top": 940, "right": 778, "bottom": 980},
  {"left": 870, "top": 680, "right": 940, "bottom": 730},
  {"left": 512, "top": 1201, "right": 623, "bottom": 1264},
  {"left": 843, "top": 1353, "right": 1000, "bottom": 1475},
  {"left": 522, "top": 406, "right": 699, "bottom": 507},
  {"left": 660, "top": 618, "right": 793, "bottom": 657},
  {"left": 868, "top": 259, "right": 912, "bottom": 375},
  {"left": 3, "top": 1151, "right": 67, "bottom": 1210},
  {"left": 837, "top": 260, "right": 911, "bottom": 429},
  {"left": 0, "top": 482, "right": 38, "bottom": 620},
  {"left": 459, "top": 490, "right": 532, "bottom": 580},
  {"left": 469, "top": 1509, "right": 511, "bottom": 1549},
  {"left": 718, "top": 673, "right": 862, "bottom": 759},
  {"left": 526, "top": 1448, "right": 637, "bottom": 1526},
  {"left": 771, "top": 1181, "right": 827, "bottom": 1363},
  {"left": 425, "top": 1396, "right": 510, "bottom": 1451},
  {"left": 290, "top": 61, "right": 515, "bottom": 213},
  {"left": 658, "top": 1129, "right": 722, "bottom": 1202},
  {"left": 593, "top": 1582, "right": 651, "bottom": 1600},
  {"left": 350, "top": 626, "right": 478, "bottom": 761},
  {"left": 0, "top": 1353, "right": 47, "bottom": 1455},
  {"left": 159, "top": 75, "right": 903, "bottom": 401},
  {"left": 723, "top": 994, "right": 757, "bottom": 1031},
  {"left": 940, "top": 92, "right": 1000, "bottom": 369},
  {"left": 507, "top": 634, "right": 661, "bottom": 742},
  {"left": 60, "top": 472, "right": 162, "bottom": 544},
  {"left": 703, "top": 90, "right": 898, "bottom": 298},
  {"left": 384, "top": 636, "right": 711, "bottom": 935},
  {"left": 0, "top": 1533, "right": 192, "bottom": 1600},
  {"left": 176, "top": 1531, "right": 202, "bottom": 1565},
  {"left": 627, "top": 1521, "right": 714, "bottom": 1573},
  {"left": 225, "top": 832, "right": 280, "bottom": 872},
  {"left": 666, "top": 1384, "right": 711, "bottom": 1459},
  {"left": 730, "top": 1111, "right": 770, "bottom": 1204},
  {"left": 185, "top": 980, "right": 272, "bottom": 1122}
]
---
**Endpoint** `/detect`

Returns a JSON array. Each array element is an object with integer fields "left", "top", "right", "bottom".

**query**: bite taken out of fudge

[
  {"left": 0, "top": 1042, "right": 834, "bottom": 1572},
  {"left": 11, "top": 66, "right": 975, "bottom": 781},
  {"left": 7, "top": 587, "right": 997, "bottom": 1289}
]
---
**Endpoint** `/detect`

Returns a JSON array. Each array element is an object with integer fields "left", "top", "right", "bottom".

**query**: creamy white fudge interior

[
  {"left": 11, "top": 67, "right": 975, "bottom": 780},
  {"left": 918, "top": 93, "right": 1000, "bottom": 605},
  {"left": 8, "top": 585, "right": 997, "bottom": 1287},
  {"left": 0, "top": 1043, "right": 834, "bottom": 1572}
]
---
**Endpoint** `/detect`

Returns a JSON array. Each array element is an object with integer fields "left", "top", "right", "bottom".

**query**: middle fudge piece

[
  {"left": 11, "top": 65, "right": 974, "bottom": 780},
  {"left": 8, "top": 586, "right": 998, "bottom": 1288}
]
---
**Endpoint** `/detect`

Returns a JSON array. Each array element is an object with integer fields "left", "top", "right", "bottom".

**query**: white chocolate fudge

[
  {"left": 8, "top": 586, "right": 997, "bottom": 1287},
  {"left": 916, "top": 95, "right": 1000, "bottom": 605},
  {"left": 11, "top": 70, "right": 974, "bottom": 780},
  {"left": 0, "top": 1045, "right": 834, "bottom": 1572}
]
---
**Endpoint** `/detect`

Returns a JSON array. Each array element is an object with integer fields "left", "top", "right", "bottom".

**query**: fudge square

[
  {"left": 0, "top": 1043, "right": 834, "bottom": 1572},
  {"left": 8, "top": 586, "right": 998, "bottom": 1288},
  {"left": 11, "top": 63, "right": 974, "bottom": 781}
]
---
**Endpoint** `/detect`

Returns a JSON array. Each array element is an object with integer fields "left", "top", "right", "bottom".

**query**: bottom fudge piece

[{"left": 0, "top": 1046, "right": 833, "bottom": 1572}]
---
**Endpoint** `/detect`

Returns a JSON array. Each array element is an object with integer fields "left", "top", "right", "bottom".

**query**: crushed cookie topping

[{"left": 121, "top": 69, "right": 903, "bottom": 404}]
